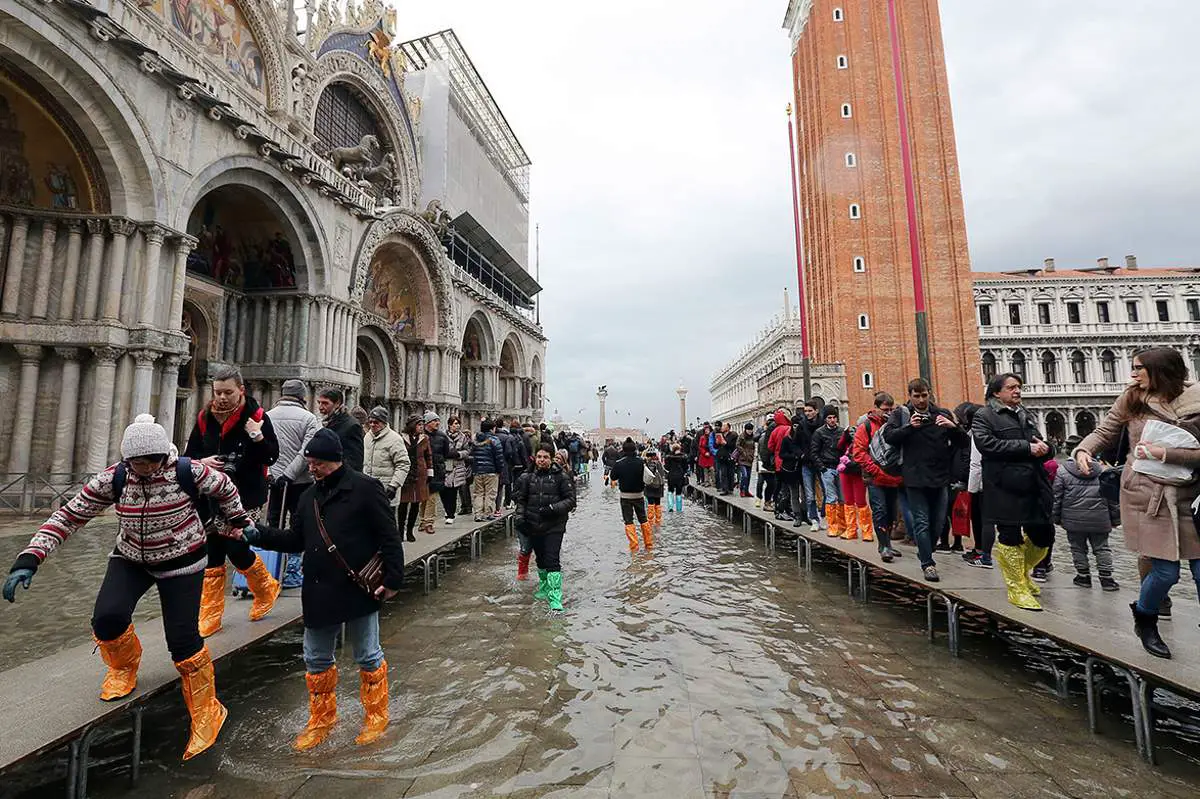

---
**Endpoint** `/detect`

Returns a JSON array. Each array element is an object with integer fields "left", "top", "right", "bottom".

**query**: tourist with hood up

[
  {"left": 610, "top": 438, "right": 653, "bottom": 552},
  {"left": 810, "top": 405, "right": 847, "bottom": 536},
  {"left": 5, "top": 414, "right": 253, "bottom": 761},
  {"left": 664, "top": 443, "right": 689, "bottom": 513},
  {"left": 777, "top": 414, "right": 810, "bottom": 527},
  {"left": 362, "top": 406, "right": 411, "bottom": 539},
  {"left": 317, "top": 388, "right": 364, "bottom": 472},
  {"left": 184, "top": 365, "right": 281, "bottom": 637},
  {"left": 767, "top": 409, "right": 795, "bottom": 520},
  {"left": 756, "top": 414, "right": 778, "bottom": 512},
  {"left": 514, "top": 444, "right": 577, "bottom": 611},
  {"left": 245, "top": 427, "right": 405, "bottom": 750}
]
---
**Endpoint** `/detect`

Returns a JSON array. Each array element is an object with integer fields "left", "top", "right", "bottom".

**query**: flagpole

[{"left": 786, "top": 104, "right": 812, "bottom": 400}]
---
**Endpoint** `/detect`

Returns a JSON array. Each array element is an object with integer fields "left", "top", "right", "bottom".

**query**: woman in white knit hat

[{"left": 3, "top": 414, "right": 255, "bottom": 761}]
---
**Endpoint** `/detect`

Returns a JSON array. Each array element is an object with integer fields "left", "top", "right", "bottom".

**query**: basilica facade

[{"left": 0, "top": 0, "right": 546, "bottom": 498}]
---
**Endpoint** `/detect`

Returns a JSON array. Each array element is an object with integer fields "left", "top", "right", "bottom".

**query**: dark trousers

[
  {"left": 92, "top": 556, "right": 205, "bottom": 662},
  {"left": 620, "top": 497, "right": 647, "bottom": 525},
  {"left": 738, "top": 465, "right": 751, "bottom": 494},
  {"left": 398, "top": 502, "right": 420, "bottom": 535},
  {"left": 868, "top": 485, "right": 902, "bottom": 555},
  {"left": 207, "top": 533, "right": 256, "bottom": 570},
  {"left": 439, "top": 486, "right": 459, "bottom": 518},
  {"left": 266, "top": 480, "right": 305, "bottom": 527},
  {"left": 969, "top": 491, "right": 994, "bottom": 555},
  {"left": 755, "top": 471, "right": 775, "bottom": 501},
  {"left": 905, "top": 486, "right": 948, "bottom": 569},
  {"left": 996, "top": 522, "right": 1054, "bottom": 548},
  {"left": 531, "top": 531, "right": 564, "bottom": 572},
  {"left": 458, "top": 482, "right": 472, "bottom": 515}
]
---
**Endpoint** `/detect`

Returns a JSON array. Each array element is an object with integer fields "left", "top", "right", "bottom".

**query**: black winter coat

[
  {"left": 427, "top": 428, "right": 458, "bottom": 488},
  {"left": 778, "top": 429, "right": 807, "bottom": 473},
  {"left": 758, "top": 423, "right": 776, "bottom": 471},
  {"left": 513, "top": 464, "right": 576, "bottom": 536},
  {"left": 664, "top": 453, "right": 689, "bottom": 488},
  {"left": 717, "top": 431, "right": 738, "bottom": 463},
  {"left": 610, "top": 455, "right": 646, "bottom": 493},
  {"left": 882, "top": 404, "right": 968, "bottom": 489},
  {"left": 810, "top": 424, "right": 844, "bottom": 471},
  {"left": 185, "top": 396, "right": 279, "bottom": 511},
  {"left": 256, "top": 466, "right": 404, "bottom": 628},
  {"left": 972, "top": 402, "right": 1056, "bottom": 525},
  {"left": 324, "top": 409, "right": 365, "bottom": 472}
]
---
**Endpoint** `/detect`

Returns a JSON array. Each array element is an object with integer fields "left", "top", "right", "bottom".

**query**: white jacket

[
  {"left": 967, "top": 438, "right": 983, "bottom": 494},
  {"left": 364, "top": 426, "right": 411, "bottom": 506},
  {"left": 267, "top": 398, "right": 321, "bottom": 483}
]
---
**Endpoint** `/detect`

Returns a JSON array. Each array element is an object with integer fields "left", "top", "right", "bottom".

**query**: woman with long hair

[
  {"left": 397, "top": 416, "right": 433, "bottom": 542},
  {"left": 971, "top": 373, "right": 1056, "bottom": 611},
  {"left": 1075, "top": 347, "right": 1200, "bottom": 659}
]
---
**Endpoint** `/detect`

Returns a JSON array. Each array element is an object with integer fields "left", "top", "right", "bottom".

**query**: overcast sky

[{"left": 395, "top": 1, "right": 1200, "bottom": 434}]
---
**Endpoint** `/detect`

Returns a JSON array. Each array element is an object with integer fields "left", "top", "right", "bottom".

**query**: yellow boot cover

[
  {"left": 198, "top": 567, "right": 226, "bottom": 637},
  {"left": 97, "top": 624, "right": 142, "bottom": 701},
  {"left": 295, "top": 666, "right": 339, "bottom": 751},
  {"left": 624, "top": 524, "right": 639, "bottom": 553},
  {"left": 175, "top": 646, "right": 229, "bottom": 760},
  {"left": 994, "top": 544, "right": 1042, "bottom": 611},
  {"left": 1022, "top": 538, "right": 1047, "bottom": 597},
  {"left": 355, "top": 661, "right": 390, "bottom": 745},
  {"left": 642, "top": 522, "right": 654, "bottom": 550},
  {"left": 239, "top": 555, "right": 282, "bottom": 621},
  {"left": 860, "top": 506, "right": 875, "bottom": 543}
]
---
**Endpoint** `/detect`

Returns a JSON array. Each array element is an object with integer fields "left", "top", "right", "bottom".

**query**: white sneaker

[
  {"left": 445, "top": 517, "right": 455, "bottom": 525},
  {"left": 818, "top": 518, "right": 827, "bottom": 530},
  {"left": 754, "top": 499, "right": 762, "bottom": 508}
]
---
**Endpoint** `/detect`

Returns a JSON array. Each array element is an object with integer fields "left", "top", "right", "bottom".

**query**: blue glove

[
  {"left": 241, "top": 522, "right": 261, "bottom": 544},
  {"left": 4, "top": 569, "right": 34, "bottom": 603}
]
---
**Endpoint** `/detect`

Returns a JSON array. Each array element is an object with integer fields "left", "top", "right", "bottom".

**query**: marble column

[
  {"left": 6, "top": 345, "right": 43, "bottom": 475},
  {"left": 280, "top": 297, "right": 294, "bottom": 363},
  {"left": 236, "top": 298, "right": 250, "bottom": 363},
  {"left": 252, "top": 298, "right": 266, "bottom": 363},
  {"left": 50, "top": 348, "right": 84, "bottom": 477},
  {"left": 0, "top": 215, "right": 30, "bottom": 315},
  {"left": 30, "top": 219, "right": 58, "bottom": 319},
  {"left": 138, "top": 225, "right": 167, "bottom": 327},
  {"left": 131, "top": 350, "right": 158, "bottom": 415},
  {"left": 81, "top": 219, "right": 106, "bottom": 320},
  {"left": 57, "top": 222, "right": 84, "bottom": 320},
  {"left": 168, "top": 236, "right": 197, "bottom": 332},
  {"left": 317, "top": 301, "right": 330, "bottom": 365},
  {"left": 101, "top": 218, "right": 136, "bottom": 321},
  {"left": 158, "top": 355, "right": 182, "bottom": 442},
  {"left": 86, "top": 348, "right": 121, "bottom": 471},
  {"left": 297, "top": 297, "right": 310, "bottom": 362},
  {"left": 266, "top": 297, "right": 279, "bottom": 363}
]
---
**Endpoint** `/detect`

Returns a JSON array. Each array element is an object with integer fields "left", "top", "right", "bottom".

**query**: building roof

[
  {"left": 451, "top": 210, "right": 541, "bottom": 297},
  {"left": 974, "top": 266, "right": 1200, "bottom": 281}
]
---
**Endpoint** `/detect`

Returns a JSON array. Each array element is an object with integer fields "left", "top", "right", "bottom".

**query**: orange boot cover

[
  {"left": 826, "top": 504, "right": 843, "bottom": 537},
  {"left": 355, "top": 661, "right": 390, "bottom": 745},
  {"left": 175, "top": 646, "right": 228, "bottom": 761},
  {"left": 96, "top": 624, "right": 142, "bottom": 701},
  {"left": 198, "top": 567, "right": 226, "bottom": 637},
  {"left": 239, "top": 556, "right": 282, "bottom": 622},
  {"left": 295, "top": 666, "right": 339, "bottom": 751},
  {"left": 642, "top": 522, "right": 654, "bottom": 550},
  {"left": 860, "top": 506, "right": 875, "bottom": 543},
  {"left": 625, "top": 524, "right": 640, "bottom": 553},
  {"left": 841, "top": 503, "right": 859, "bottom": 540}
]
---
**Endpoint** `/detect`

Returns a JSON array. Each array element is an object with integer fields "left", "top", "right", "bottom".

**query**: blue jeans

[
  {"left": 303, "top": 612, "right": 384, "bottom": 674},
  {"left": 517, "top": 529, "right": 533, "bottom": 556},
  {"left": 905, "top": 486, "right": 948, "bottom": 569},
  {"left": 738, "top": 465, "right": 751, "bottom": 494},
  {"left": 819, "top": 469, "right": 843, "bottom": 510},
  {"left": 1138, "top": 558, "right": 1200, "bottom": 614},
  {"left": 867, "top": 485, "right": 901, "bottom": 555},
  {"left": 801, "top": 465, "right": 820, "bottom": 521}
]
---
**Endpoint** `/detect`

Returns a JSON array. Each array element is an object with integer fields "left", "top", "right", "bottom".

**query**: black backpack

[{"left": 111, "top": 457, "right": 200, "bottom": 506}]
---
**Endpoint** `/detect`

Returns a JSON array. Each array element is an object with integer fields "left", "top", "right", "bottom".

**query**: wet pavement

[{"left": 5, "top": 476, "right": 1200, "bottom": 798}]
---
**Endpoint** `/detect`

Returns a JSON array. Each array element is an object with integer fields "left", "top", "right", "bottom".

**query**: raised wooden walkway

[
  {"left": 0, "top": 510, "right": 515, "bottom": 797},
  {"left": 685, "top": 481, "right": 1200, "bottom": 766}
]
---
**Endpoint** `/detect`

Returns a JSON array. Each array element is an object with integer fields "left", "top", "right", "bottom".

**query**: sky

[{"left": 393, "top": 0, "right": 1200, "bottom": 435}]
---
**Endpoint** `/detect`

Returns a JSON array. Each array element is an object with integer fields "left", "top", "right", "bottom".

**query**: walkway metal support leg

[
  {"left": 1085, "top": 657, "right": 1099, "bottom": 734},
  {"left": 942, "top": 596, "right": 961, "bottom": 657},
  {"left": 130, "top": 707, "right": 144, "bottom": 786},
  {"left": 423, "top": 557, "right": 432, "bottom": 594},
  {"left": 74, "top": 725, "right": 102, "bottom": 799},
  {"left": 926, "top": 593, "right": 938, "bottom": 642}
]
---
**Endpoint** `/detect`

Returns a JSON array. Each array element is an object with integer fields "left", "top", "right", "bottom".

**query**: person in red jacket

[
  {"left": 852, "top": 392, "right": 905, "bottom": 563},
  {"left": 766, "top": 409, "right": 794, "bottom": 519},
  {"left": 696, "top": 423, "right": 715, "bottom": 486}
]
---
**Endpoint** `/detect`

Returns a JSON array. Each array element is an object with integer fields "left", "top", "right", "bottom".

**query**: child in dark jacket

[{"left": 1053, "top": 459, "right": 1121, "bottom": 590}]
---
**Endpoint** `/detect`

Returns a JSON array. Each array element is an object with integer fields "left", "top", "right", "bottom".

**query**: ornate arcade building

[{"left": 0, "top": 0, "right": 546, "bottom": 490}]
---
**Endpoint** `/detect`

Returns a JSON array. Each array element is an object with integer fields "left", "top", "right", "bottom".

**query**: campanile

[{"left": 783, "top": 0, "right": 980, "bottom": 414}]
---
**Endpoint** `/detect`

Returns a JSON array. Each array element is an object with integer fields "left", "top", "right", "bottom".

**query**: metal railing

[{"left": 0, "top": 474, "right": 92, "bottom": 515}]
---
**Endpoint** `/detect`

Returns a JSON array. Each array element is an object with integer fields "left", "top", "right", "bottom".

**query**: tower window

[
  {"left": 845, "top": 152, "right": 857, "bottom": 167},
  {"left": 837, "top": 55, "right": 848, "bottom": 69},
  {"left": 1008, "top": 304, "right": 1022, "bottom": 325},
  {"left": 978, "top": 305, "right": 992, "bottom": 326},
  {"left": 1037, "top": 303, "right": 1051, "bottom": 325},
  {"left": 1067, "top": 302, "right": 1081, "bottom": 324},
  {"left": 849, "top": 203, "right": 861, "bottom": 219},
  {"left": 1097, "top": 301, "right": 1110, "bottom": 323},
  {"left": 833, "top": 8, "right": 844, "bottom": 22},
  {"left": 862, "top": 371, "right": 873, "bottom": 388},
  {"left": 853, "top": 256, "right": 866, "bottom": 273},
  {"left": 857, "top": 314, "right": 870, "bottom": 330},
  {"left": 841, "top": 103, "right": 852, "bottom": 118},
  {"left": 1156, "top": 300, "right": 1170, "bottom": 321},
  {"left": 1126, "top": 301, "right": 1140, "bottom": 322}
]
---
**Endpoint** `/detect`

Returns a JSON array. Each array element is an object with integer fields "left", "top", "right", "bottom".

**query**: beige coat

[
  {"left": 1077, "top": 384, "right": 1200, "bottom": 561},
  {"left": 363, "top": 426, "right": 411, "bottom": 507}
]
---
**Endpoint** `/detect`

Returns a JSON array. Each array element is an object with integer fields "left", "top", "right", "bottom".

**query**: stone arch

[
  {"left": 461, "top": 310, "right": 497, "bottom": 363},
  {"left": 351, "top": 211, "right": 455, "bottom": 343},
  {"left": 360, "top": 238, "right": 439, "bottom": 342},
  {"left": 1045, "top": 411, "right": 1066, "bottom": 444},
  {"left": 500, "top": 333, "right": 527, "bottom": 377},
  {"left": 1075, "top": 410, "right": 1097, "bottom": 438},
  {"left": 356, "top": 325, "right": 396, "bottom": 409},
  {"left": 176, "top": 160, "right": 327, "bottom": 292},
  {"left": 1, "top": 24, "right": 160, "bottom": 217}
]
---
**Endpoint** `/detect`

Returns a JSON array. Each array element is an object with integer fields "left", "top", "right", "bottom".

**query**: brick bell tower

[{"left": 783, "top": 0, "right": 980, "bottom": 415}]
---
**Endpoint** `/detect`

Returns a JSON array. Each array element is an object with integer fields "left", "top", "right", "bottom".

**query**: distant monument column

[
  {"left": 597, "top": 386, "right": 609, "bottom": 439},
  {"left": 676, "top": 384, "right": 688, "bottom": 433}
]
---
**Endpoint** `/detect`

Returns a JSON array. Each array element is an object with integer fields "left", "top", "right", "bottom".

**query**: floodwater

[{"left": 5, "top": 475, "right": 1200, "bottom": 798}]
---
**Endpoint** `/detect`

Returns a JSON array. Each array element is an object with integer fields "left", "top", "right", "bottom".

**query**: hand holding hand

[
  {"left": 241, "top": 522, "right": 261, "bottom": 544},
  {"left": 3, "top": 569, "right": 34, "bottom": 603},
  {"left": 200, "top": 455, "right": 225, "bottom": 470},
  {"left": 374, "top": 585, "right": 399, "bottom": 601},
  {"left": 1075, "top": 449, "right": 1094, "bottom": 476},
  {"left": 385, "top": 485, "right": 398, "bottom": 500}
]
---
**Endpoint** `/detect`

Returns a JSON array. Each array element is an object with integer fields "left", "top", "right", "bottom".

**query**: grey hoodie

[{"left": 1053, "top": 459, "right": 1121, "bottom": 532}]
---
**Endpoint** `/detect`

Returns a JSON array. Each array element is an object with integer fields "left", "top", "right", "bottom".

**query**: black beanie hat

[
  {"left": 622, "top": 437, "right": 636, "bottom": 453},
  {"left": 821, "top": 405, "right": 839, "bottom": 421},
  {"left": 304, "top": 428, "right": 344, "bottom": 461}
]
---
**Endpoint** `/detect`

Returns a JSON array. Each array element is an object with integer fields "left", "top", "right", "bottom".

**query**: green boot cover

[
  {"left": 532, "top": 569, "right": 550, "bottom": 601},
  {"left": 546, "top": 571, "right": 564, "bottom": 612}
]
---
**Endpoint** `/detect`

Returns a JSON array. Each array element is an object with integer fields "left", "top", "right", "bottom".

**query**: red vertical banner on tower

[{"left": 786, "top": 107, "right": 810, "bottom": 361}]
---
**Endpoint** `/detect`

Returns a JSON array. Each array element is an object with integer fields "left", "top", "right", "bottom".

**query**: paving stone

[
  {"left": 609, "top": 754, "right": 707, "bottom": 799},
  {"left": 292, "top": 776, "right": 414, "bottom": 799},
  {"left": 848, "top": 735, "right": 974, "bottom": 797},
  {"left": 788, "top": 763, "right": 882, "bottom": 798}
]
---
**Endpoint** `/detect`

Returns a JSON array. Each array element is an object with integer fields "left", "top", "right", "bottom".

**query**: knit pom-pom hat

[{"left": 121, "top": 413, "right": 171, "bottom": 460}]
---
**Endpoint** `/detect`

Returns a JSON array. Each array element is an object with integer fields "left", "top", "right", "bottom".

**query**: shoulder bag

[{"left": 313, "top": 498, "right": 386, "bottom": 597}]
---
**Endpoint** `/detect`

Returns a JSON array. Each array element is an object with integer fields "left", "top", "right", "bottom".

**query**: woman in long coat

[
  {"left": 1075, "top": 347, "right": 1200, "bottom": 659},
  {"left": 972, "top": 373, "right": 1056, "bottom": 612},
  {"left": 397, "top": 416, "right": 433, "bottom": 539}
]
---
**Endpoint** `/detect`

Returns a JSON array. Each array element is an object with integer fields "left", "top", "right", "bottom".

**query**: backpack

[
  {"left": 112, "top": 457, "right": 200, "bottom": 506},
  {"left": 867, "top": 407, "right": 909, "bottom": 474}
]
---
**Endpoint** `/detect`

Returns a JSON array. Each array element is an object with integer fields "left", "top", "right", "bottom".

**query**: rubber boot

[
  {"left": 995, "top": 544, "right": 1042, "bottom": 611},
  {"left": 546, "top": 571, "right": 564, "bottom": 612},
  {"left": 239, "top": 555, "right": 282, "bottom": 621},
  {"left": 176, "top": 646, "right": 228, "bottom": 760},
  {"left": 860, "top": 506, "right": 875, "bottom": 543},
  {"left": 841, "top": 504, "right": 859, "bottom": 540},
  {"left": 667, "top": 492, "right": 675, "bottom": 512},
  {"left": 355, "top": 661, "right": 390, "bottom": 745},
  {"left": 625, "top": 524, "right": 640, "bottom": 553},
  {"left": 516, "top": 551, "right": 531, "bottom": 581},
  {"left": 96, "top": 624, "right": 142, "bottom": 701},
  {"left": 1130, "top": 602, "right": 1171, "bottom": 659},
  {"left": 198, "top": 567, "right": 226, "bottom": 637},
  {"left": 533, "top": 569, "right": 550, "bottom": 601},
  {"left": 1022, "top": 538, "right": 1047, "bottom": 597},
  {"left": 295, "top": 666, "right": 338, "bottom": 751},
  {"left": 826, "top": 504, "right": 843, "bottom": 537},
  {"left": 642, "top": 522, "right": 654, "bottom": 551},
  {"left": 676, "top": 493, "right": 684, "bottom": 513}
]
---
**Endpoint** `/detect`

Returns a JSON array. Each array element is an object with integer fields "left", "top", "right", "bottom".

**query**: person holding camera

[
  {"left": 513, "top": 444, "right": 577, "bottom": 611},
  {"left": 184, "top": 365, "right": 281, "bottom": 636}
]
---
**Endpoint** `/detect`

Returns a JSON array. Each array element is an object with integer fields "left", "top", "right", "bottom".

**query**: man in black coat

[
  {"left": 317, "top": 388, "right": 364, "bottom": 472},
  {"left": 513, "top": 444, "right": 576, "bottom": 611},
  {"left": 882, "top": 378, "right": 970, "bottom": 582},
  {"left": 184, "top": 364, "right": 281, "bottom": 636},
  {"left": 248, "top": 428, "right": 404, "bottom": 751}
]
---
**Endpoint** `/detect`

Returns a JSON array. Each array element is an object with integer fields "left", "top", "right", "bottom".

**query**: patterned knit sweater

[{"left": 17, "top": 457, "right": 249, "bottom": 578}]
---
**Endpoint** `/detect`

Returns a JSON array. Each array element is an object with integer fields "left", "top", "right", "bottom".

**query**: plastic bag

[{"left": 1131, "top": 420, "right": 1199, "bottom": 485}]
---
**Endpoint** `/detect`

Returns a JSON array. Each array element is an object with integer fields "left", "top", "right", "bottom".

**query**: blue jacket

[{"left": 471, "top": 432, "right": 507, "bottom": 476}]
